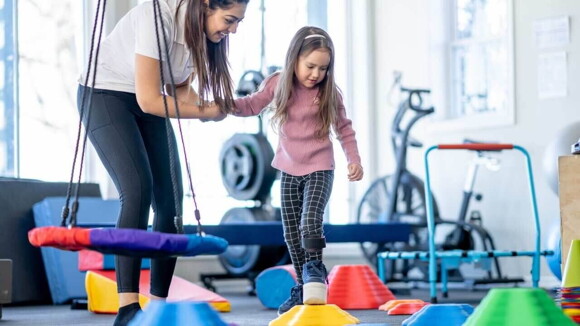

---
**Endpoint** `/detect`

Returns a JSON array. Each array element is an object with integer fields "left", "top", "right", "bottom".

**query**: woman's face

[{"left": 205, "top": 2, "right": 247, "bottom": 43}]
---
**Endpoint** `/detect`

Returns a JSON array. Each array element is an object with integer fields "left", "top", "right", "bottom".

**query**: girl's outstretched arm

[{"left": 232, "top": 73, "right": 279, "bottom": 117}]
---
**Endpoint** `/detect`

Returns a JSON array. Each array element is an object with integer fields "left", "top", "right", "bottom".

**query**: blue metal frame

[
  {"left": 376, "top": 143, "right": 554, "bottom": 302},
  {"left": 423, "top": 144, "right": 544, "bottom": 301}
]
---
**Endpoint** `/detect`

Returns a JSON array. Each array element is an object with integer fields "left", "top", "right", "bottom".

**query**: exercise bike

[
  {"left": 356, "top": 75, "right": 518, "bottom": 286},
  {"left": 356, "top": 76, "right": 439, "bottom": 280}
]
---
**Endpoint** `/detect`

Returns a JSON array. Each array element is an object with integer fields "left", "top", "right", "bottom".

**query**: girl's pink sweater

[{"left": 233, "top": 74, "right": 361, "bottom": 176}]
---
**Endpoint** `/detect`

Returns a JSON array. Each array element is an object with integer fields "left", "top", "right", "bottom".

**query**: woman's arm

[
  {"left": 166, "top": 73, "right": 199, "bottom": 106},
  {"left": 135, "top": 54, "right": 222, "bottom": 119}
]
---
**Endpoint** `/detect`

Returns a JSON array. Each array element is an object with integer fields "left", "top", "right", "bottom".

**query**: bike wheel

[{"left": 356, "top": 172, "right": 439, "bottom": 278}]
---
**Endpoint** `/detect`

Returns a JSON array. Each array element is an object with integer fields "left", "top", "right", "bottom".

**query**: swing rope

[
  {"left": 61, "top": 0, "right": 107, "bottom": 227},
  {"left": 152, "top": 0, "right": 203, "bottom": 235},
  {"left": 61, "top": 0, "right": 205, "bottom": 236}
]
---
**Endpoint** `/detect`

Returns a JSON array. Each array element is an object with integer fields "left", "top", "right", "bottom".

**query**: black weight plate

[
  {"left": 236, "top": 70, "right": 265, "bottom": 97},
  {"left": 222, "top": 143, "right": 254, "bottom": 191},
  {"left": 219, "top": 133, "right": 277, "bottom": 201}
]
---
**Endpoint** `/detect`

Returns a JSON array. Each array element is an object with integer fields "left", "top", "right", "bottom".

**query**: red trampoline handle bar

[{"left": 437, "top": 144, "right": 514, "bottom": 151}]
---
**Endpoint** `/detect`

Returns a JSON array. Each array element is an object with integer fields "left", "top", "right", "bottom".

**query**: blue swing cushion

[{"left": 28, "top": 226, "right": 228, "bottom": 258}]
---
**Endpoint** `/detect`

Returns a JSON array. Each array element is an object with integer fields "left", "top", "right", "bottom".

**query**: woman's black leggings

[{"left": 77, "top": 85, "right": 182, "bottom": 297}]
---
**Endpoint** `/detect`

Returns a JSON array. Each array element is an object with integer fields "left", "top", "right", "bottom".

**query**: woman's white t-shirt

[{"left": 80, "top": 0, "right": 193, "bottom": 94}]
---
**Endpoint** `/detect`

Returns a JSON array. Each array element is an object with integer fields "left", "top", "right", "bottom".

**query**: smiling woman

[
  {"left": 74, "top": 1, "right": 251, "bottom": 324},
  {"left": 204, "top": 3, "right": 245, "bottom": 43}
]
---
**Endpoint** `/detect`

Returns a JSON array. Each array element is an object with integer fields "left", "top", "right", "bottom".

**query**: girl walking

[{"left": 231, "top": 26, "right": 363, "bottom": 315}]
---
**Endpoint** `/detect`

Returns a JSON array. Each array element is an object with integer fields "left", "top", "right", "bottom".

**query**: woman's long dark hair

[{"left": 178, "top": 0, "right": 248, "bottom": 113}]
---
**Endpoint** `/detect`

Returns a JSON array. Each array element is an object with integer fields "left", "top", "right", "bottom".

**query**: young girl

[{"left": 231, "top": 26, "right": 363, "bottom": 315}]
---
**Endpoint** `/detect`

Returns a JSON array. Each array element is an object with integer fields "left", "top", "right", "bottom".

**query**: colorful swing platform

[
  {"left": 25, "top": 0, "right": 229, "bottom": 263},
  {"left": 28, "top": 226, "right": 228, "bottom": 258}
]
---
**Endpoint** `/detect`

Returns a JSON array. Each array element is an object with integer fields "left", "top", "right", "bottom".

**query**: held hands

[
  {"left": 347, "top": 163, "right": 364, "bottom": 182},
  {"left": 200, "top": 102, "right": 227, "bottom": 122}
]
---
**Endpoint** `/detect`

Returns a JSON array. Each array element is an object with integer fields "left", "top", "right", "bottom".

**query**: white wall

[
  {"left": 371, "top": 0, "right": 580, "bottom": 284},
  {"left": 81, "top": 0, "right": 580, "bottom": 285}
]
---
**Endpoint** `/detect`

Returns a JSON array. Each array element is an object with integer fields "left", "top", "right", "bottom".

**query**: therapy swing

[{"left": 28, "top": 0, "right": 228, "bottom": 258}]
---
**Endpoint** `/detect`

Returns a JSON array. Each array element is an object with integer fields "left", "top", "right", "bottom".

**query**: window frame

[
  {"left": 435, "top": 0, "right": 515, "bottom": 131},
  {"left": 0, "top": 0, "right": 18, "bottom": 177}
]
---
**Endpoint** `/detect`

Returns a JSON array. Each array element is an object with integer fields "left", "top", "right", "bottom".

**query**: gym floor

[{"left": 3, "top": 280, "right": 551, "bottom": 326}]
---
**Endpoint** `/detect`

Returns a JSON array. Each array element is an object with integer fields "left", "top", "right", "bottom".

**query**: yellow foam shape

[
  {"left": 85, "top": 270, "right": 230, "bottom": 313},
  {"left": 207, "top": 301, "right": 231, "bottom": 312},
  {"left": 563, "top": 240, "right": 580, "bottom": 288},
  {"left": 563, "top": 308, "right": 580, "bottom": 317},
  {"left": 269, "top": 304, "right": 360, "bottom": 326},
  {"left": 85, "top": 271, "right": 148, "bottom": 313}
]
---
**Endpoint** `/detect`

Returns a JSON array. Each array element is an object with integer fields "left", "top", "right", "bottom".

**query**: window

[
  {"left": 179, "top": 0, "right": 312, "bottom": 225},
  {"left": 0, "top": 0, "right": 17, "bottom": 177},
  {"left": 4, "top": 0, "right": 353, "bottom": 226},
  {"left": 181, "top": 0, "right": 355, "bottom": 225},
  {"left": 17, "top": 0, "right": 85, "bottom": 180},
  {"left": 446, "top": 0, "right": 514, "bottom": 129}
]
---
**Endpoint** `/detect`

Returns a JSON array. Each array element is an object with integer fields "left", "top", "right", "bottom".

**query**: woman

[{"left": 77, "top": 1, "right": 248, "bottom": 324}]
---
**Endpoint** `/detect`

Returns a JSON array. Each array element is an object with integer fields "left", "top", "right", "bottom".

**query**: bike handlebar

[
  {"left": 411, "top": 105, "right": 435, "bottom": 114},
  {"left": 401, "top": 88, "right": 434, "bottom": 114},
  {"left": 401, "top": 87, "right": 431, "bottom": 93},
  {"left": 437, "top": 144, "right": 514, "bottom": 151}
]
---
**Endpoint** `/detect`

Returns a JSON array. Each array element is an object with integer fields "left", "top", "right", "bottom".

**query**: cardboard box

[{"left": 558, "top": 155, "right": 580, "bottom": 268}]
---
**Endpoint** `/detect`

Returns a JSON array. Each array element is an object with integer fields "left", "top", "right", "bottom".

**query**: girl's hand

[{"left": 347, "top": 163, "right": 363, "bottom": 181}]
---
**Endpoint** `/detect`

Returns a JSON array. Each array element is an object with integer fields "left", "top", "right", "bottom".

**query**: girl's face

[
  {"left": 204, "top": 2, "right": 247, "bottom": 43},
  {"left": 294, "top": 49, "right": 330, "bottom": 89}
]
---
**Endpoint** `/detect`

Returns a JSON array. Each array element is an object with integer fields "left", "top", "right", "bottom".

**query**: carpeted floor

[{"left": 2, "top": 280, "right": 552, "bottom": 326}]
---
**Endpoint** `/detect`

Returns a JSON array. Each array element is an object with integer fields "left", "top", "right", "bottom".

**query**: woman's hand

[
  {"left": 347, "top": 163, "right": 363, "bottom": 181},
  {"left": 201, "top": 102, "right": 227, "bottom": 122}
]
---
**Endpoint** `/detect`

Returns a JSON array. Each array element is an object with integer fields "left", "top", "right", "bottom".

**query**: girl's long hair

[
  {"left": 178, "top": 0, "right": 249, "bottom": 113},
  {"left": 271, "top": 26, "right": 339, "bottom": 139}
]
